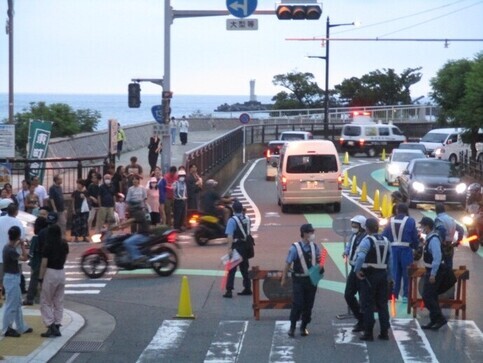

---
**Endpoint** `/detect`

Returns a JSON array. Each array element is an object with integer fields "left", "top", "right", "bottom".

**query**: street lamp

[{"left": 320, "top": 17, "right": 355, "bottom": 139}]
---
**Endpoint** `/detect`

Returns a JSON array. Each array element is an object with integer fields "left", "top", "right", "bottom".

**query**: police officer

[
  {"left": 391, "top": 191, "right": 404, "bottom": 216},
  {"left": 354, "top": 218, "right": 393, "bottom": 341},
  {"left": 434, "top": 203, "right": 463, "bottom": 269},
  {"left": 419, "top": 217, "right": 447, "bottom": 330},
  {"left": 281, "top": 224, "right": 321, "bottom": 338},
  {"left": 342, "top": 215, "right": 367, "bottom": 332},
  {"left": 382, "top": 203, "right": 419, "bottom": 303}
]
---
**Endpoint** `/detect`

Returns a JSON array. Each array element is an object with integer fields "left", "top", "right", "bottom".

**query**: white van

[
  {"left": 340, "top": 122, "right": 406, "bottom": 157},
  {"left": 436, "top": 129, "right": 483, "bottom": 163},
  {"left": 419, "top": 128, "right": 462, "bottom": 157},
  {"left": 279, "top": 131, "right": 313, "bottom": 141},
  {"left": 276, "top": 140, "right": 342, "bottom": 213}
]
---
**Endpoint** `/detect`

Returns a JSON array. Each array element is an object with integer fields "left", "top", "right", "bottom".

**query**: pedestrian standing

[
  {"left": 117, "top": 123, "right": 126, "bottom": 161},
  {"left": 147, "top": 131, "right": 162, "bottom": 174},
  {"left": 382, "top": 203, "right": 419, "bottom": 303},
  {"left": 179, "top": 116, "right": 189, "bottom": 145},
  {"left": 115, "top": 193, "right": 127, "bottom": 226},
  {"left": 39, "top": 224, "right": 69, "bottom": 338},
  {"left": 31, "top": 176, "right": 49, "bottom": 208},
  {"left": 126, "top": 156, "right": 144, "bottom": 188},
  {"left": 187, "top": 164, "right": 203, "bottom": 210},
  {"left": 126, "top": 175, "right": 148, "bottom": 234},
  {"left": 15, "top": 180, "right": 29, "bottom": 212},
  {"left": 281, "top": 223, "right": 321, "bottom": 337},
  {"left": 434, "top": 203, "right": 463, "bottom": 269},
  {"left": 172, "top": 170, "right": 187, "bottom": 230},
  {"left": 169, "top": 117, "right": 177, "bottom": 144},
  {"left": 25, "top": 183, "right": 40, "bottom": 216},
  {"left": 158, "top": 166, "right": 177, "bottom": 228},
  {"left": 112, "top": 165, "right": 128, "bottom": 197},
  {"left": 48, "top": 175, "right": 66, "bottom": 238},
  {"left": 354, "top": 218, "right": 393, "bottom": 341},
  {"left": 96, "top": 174, "right": 116, "bottom": 232},
  {"left": 71, "top": 179, "right": 89, "bottom": 242},
  {"left": 2, "top": 226, "right": 32, "bottom": 337},
  {"left": 223, "top": 200, "right": 253, "bottom": 299},
  {"left": 343, "top": 215, "right": 367, "bottom": 333},
  {"left": 419, "top": 216, "right": 447, "bottom": 330},
  {"left": 87, "top": 173, "right": 101, "bottom": 232},
  {"left": 147, "top": 177, "right": 161, "bottom": 225}
]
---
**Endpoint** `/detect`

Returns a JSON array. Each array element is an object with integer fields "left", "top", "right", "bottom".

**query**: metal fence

[{"left": 460, "top": 151, "right": 483, "bottom": 183}]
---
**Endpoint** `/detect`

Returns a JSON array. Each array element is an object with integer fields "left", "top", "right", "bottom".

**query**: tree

[
  {"left": 335, "top": 67, "right": 422, "bottom": 106},
  {"left": 271, "top": 72, "right": 324, "bottom": 113},
  {"left": 2, "top": 102, "right": 101, "bottom": 156},
  {"left": 431, "top": 53, "right": 483, "bottom": 160}
]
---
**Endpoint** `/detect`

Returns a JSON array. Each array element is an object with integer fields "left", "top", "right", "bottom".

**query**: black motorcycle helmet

[{"left": 391, "top": 190, "right": 404, "bottom": 203}]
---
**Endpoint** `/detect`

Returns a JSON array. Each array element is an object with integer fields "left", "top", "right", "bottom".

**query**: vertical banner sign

[
  {"left": 0, "top": 124, "right": 15, "bottom": 158},
  {"left": 28, "top": 120, "right": 53, "bottom": 184},
  {"left": 108, "top": 119, "right": 118, "bottom": 155}
]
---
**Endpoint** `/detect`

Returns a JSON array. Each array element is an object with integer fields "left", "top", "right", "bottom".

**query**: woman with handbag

[{"left": 71, "top": 179, "right": 90, "bottom": 242}]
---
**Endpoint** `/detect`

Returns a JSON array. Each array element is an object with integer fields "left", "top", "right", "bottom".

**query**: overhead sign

[
  {"left": 227, "top": 0, "right": 257, "bottom": 18},
  {"left": 239, "top": 113, "right": 251, "bottom": 124},
  {"left": 151, "top": 105, "right": 163, "bottom": 124},
  {"left": 226, "top": 18, "right": 258, "bottom": 31}
]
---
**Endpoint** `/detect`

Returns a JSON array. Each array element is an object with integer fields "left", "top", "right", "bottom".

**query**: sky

[{"left": 0, "top": 0, "right": 482, "bottom": 99}]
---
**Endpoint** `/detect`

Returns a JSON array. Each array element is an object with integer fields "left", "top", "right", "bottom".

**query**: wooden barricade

[
  {"left": 249, "top": 266, "right": 292, "bottom": 320},
  {"left": 407, "top": 264, "right": 469, "bottom": 319}
]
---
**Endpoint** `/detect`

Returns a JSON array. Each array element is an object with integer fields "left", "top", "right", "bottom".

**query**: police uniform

[
  {"left": 283, "top": 224, "right": 321, "bottom": 337},
  {"left": 382, "top": 214, "right": 419, "bottom": 301},
  {"left": 434, "top": 211, "right": 463, "bottom": 269},
  {"left": 421, "top": 228, "right": 447, "bottom": 329},
  {"left": 344, "top": 229, "right": 366, "bottom": 329},
  {"left": 354, "top": 233, "right": 392, "bottom": 340}
]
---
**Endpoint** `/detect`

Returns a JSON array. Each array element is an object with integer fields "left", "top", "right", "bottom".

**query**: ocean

[{"left": 0, "top": 93, "right": 273, "bottom": 130}]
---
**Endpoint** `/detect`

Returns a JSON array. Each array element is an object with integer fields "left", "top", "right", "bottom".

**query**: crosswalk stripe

[
  {"left": 137, "top": 320, "right": 192, "bottom": 363},
  {"left": 204, "top": 321, "right": 248, "bottom": 362},
  {"left": 65, "top": 283, "right": 106, "bottom": 288},
  {"left": 447, "top": 320, "right": 483, "bottom": 362},
  {"left": 333, "top": 322, "right": 369, "bottom": 362},
  {"left": 391, "top": 318, "right": 438, "bottom": 363},
  {"left": 269, "top": 321, "right": 295, "bottom": 363}
]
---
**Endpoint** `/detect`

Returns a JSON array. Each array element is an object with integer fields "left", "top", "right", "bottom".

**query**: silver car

[{"left": 385, "top": 149, "right": 426, "bottom": 185}]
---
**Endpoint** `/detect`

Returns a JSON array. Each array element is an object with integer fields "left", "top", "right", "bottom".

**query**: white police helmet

[{"left": 350, "top": 215, "right": 366, "bottom": 229}]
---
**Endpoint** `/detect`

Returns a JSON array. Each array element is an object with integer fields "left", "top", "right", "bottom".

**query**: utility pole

[{"left": 7, "top": 0, "right": 14, "bottom": 124}]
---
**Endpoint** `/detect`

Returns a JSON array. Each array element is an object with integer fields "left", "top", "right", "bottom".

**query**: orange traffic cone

[{"left": 175, "top": 276, "right": 195, "bottom": 319}]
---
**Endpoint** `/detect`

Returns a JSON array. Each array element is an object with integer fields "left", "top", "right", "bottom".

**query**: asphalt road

[{"left": 49, "top": 156, "right": 483, "bottom": 363}]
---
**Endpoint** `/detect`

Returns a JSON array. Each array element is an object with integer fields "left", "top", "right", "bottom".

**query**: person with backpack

[{"left": 223, "top": 200, "right": 252, "bottom": 298}]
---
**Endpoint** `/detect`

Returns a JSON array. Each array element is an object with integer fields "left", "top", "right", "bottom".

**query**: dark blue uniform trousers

[
  {"left": 422, "top": 271, "right": 445, "bottom": 323},
  {"left": 358, "top": 269, "right": 390, "bottom": 335},
  {"left": 392, "top": 246, "right": 413, "bottom": 299},
  {"left": 345, "top": 268, "right": 363, "bottom": 322},
  {"left": 290, "top": 276, "right": 317, "bottom": 328}
]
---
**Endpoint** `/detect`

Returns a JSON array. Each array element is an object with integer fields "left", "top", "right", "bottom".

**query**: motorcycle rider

[
  {"left": 200, "top": 179, "right": 232, "bottom": 226},
  {"left": 466, "top": 182, "right": 483, "bottom": 246}
]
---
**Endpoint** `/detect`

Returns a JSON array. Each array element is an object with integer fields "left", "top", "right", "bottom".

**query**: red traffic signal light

[{"left": 276, "top": 4, "right": 322, "bottom": 20}]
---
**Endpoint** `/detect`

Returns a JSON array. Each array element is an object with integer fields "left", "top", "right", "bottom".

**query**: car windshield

[
  {"left": 392, "top": 152, "right": 424, "bottom": 162},
  {"left": 413, "top": 161, "right": 458, "bottom": 177},
  {"left": 286, "top": 155, "right": 338, "bottom": 173},
  {"left": 268, "top": 143, "right": 284, "bottom": 155},
  {"left": 399, "top": 144, "right": 426, "bottom": 152},
  {"left": 421, "top": 133, "right": 447, "bottom": 143},
  {"left": 343, "top": 126, "right": 361, "bottom": 137}
]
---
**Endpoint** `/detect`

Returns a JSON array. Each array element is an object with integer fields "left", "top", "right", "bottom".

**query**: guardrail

[{"left": 460, "top": 151, "right": 483, "bottom": 182}]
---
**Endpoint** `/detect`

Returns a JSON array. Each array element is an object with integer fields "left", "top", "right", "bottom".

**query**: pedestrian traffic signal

[
  {"left": 128, "top": 83, "right": 141, "bottom": 108},
  {"left": 276, "top": 4, "right": 322, "bottom": 20}
]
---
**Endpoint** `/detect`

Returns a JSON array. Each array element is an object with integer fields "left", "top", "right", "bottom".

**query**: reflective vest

[
  {"left": 362, "top": 235, "right": 390, "bottom": 269},
  {"left": 348, "top": 232, "right": 366, "bottom": 266},
  {"left": 423, "top": 232, "right": 442, "bottom": 268},
  {"left": 390, "top": 216, "right": 411, "bottom": 247},
  {"left": 292, "top": 242, "right": 316, "bottom": 276}
]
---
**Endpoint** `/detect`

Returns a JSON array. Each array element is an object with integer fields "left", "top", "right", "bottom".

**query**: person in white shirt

[
  {"left": 179, "top": 116, "right": 190, "bottom": 145},
  {"left": 15, "top": 180, "right": 29, "bottom": 212},
  {"left": 169, "top": 117, "right": 178, "bottom": 145},
  {"left": 31, "top": 176, "right": 49, "bottom": 207}
]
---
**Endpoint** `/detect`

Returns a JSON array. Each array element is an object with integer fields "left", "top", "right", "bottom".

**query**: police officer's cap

[
  {"left": 300, "top": 223, "right": 315, "bottom": 235},
  {"left": 419, "top": 216, "right": 434, "bottom": 229}
]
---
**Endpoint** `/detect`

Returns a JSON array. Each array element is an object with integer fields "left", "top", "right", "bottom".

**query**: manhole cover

[{"left": 63, "top": 341, "right": 103, "bottom": 352}]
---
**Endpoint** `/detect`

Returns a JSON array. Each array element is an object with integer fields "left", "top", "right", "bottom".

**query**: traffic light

[
  {"left": 128, "top": 83, "right": 141, "bottom": 108},
  {"left": 276, "top": 4, "right": 322, "bottom": 20}
]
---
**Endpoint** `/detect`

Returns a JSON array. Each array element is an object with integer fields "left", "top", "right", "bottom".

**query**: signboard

[
  {"left": 151, "top": 105, "right": 163, "bottom": 124},
  {"left": 108, "top": 119, "right": 118, "bottom": 154},
  {"left": 0, "top": 124, "right": 15, "bottom": 158},
  {"left": 226, "top": 0, "right": 257, "bottom": 18},
  {"left": 239, "top": 113, "right": 251, "bottom": 124},
  {"left": 226, "top": 18, "right": 258, "bottom": 30},
  {"left": 28, "top": 120, "right": 53, "bottom": 184},
  {"left": 0, "top": 162, "right": 12, "bottom": 189}
]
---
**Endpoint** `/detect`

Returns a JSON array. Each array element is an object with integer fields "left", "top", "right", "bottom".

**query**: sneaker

[
  {"left": 23, "top": 328, "right": 33, "bottom": 334},
  {"left": 300, "top": 327, "right": 309, "bottom": 337},
  {"left": 421, "top": 321, "right": 436, "bottom": 330},
  {"left": 222, "top": 291, "right": 233, "bottom": 298},
  {"left": 288, "top": 328, "right": 295, "bottom": 338},
  {"left": 4, "top": 327, "right": 20, "bottom": 337},
  {"left": 237, "top": 289, "right": 252, "bottom": 296},
  {"left": 359, "top": 332, "right": 374, "bottom": 341},
  {"left": 431, "top": 319, "right": 447, "bottom": 330},
  {"left": 378, "top": 332, "right": 389, "bottom": 340}
]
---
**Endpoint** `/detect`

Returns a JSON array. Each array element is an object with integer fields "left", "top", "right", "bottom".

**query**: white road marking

[
  {"left": 392, "top": 318, "right": 439, "bottom": 363},
  {"left": 238, "top": 159, "right": 263, "bottom": 232},
  {"left": 448, "top": 320, "right": 483, "bottom": 362},
  {"left": 204, "top": 321, "right": 248, "bottom": 363},
  {"left": 269, "top": 321, "right": 295, "bottom": 363},
  {"left": 333, "top": 322, "right": 369, "bottom": 363}
]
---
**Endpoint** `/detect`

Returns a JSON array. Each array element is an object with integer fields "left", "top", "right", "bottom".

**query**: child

[{"left": 115, "top": 193, "right": 127, "bottom": 226}]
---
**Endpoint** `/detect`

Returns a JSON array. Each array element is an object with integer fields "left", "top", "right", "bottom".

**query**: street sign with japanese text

[
  {"left": 226, "top": 0, "right": 257, "bottom": 18},
  {"left": 151, "top": 105, "right": 163, "bottom": 124},
  {"left": 0, "top": 124, "right": 15, "bottom": 158},
  {"left": 28, "top": 120, "right": 53, "bottom": 184},
  {"left": 226, "top": 18, "right": 258, "bottom": 30}
]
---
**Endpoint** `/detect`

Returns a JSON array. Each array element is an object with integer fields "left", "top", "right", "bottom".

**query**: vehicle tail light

[
  {"left": 337, "top": 175, "right": 343, "bottom": 190},
  {"left": 339, "top": 137, "right": 344, "bottom": 144},
  {"left": 189, "top": 214, "right": 200, "bottom": 228},
  {"left": 266, "top": 149, "right": 271, "bottom": 158},
  {"left": 359, "top": 139, "right": 365, "bottom": 146},
  {"left": 167, "top": 231, "right": 177, "bottom": 244},
  {"left": 282, "top": 176, "right": 287, "bottom": 191}
]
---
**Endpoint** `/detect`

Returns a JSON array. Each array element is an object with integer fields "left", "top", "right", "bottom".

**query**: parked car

[
  {"left": 265, "top": 140, "right": 285, "bottom": 181},
  {"left": 279, "top": 131, "right": 313, "bottom": 141},
  {"left": 398, "top": 142, "right": 427, "bottom": 155},
  {"left": 385, "top": 149, "right": 426, "bottom": 185},
  {"left": 419, "top": 128, "right": 462, "bottom": 157},
  {"left": 398, "top": 159, "right": 467, "bottom": 208}
]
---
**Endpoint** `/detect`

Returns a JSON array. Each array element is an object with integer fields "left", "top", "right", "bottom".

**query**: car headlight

[
  {"left": 91, "top": 233, "right": 103, "bottom": 243},
  {"left": 412, "top": 181, "right": 425, "bottom": 192},
  {"left": 462, "top": 215, "right": 474, "bottom": 226},
  {"left": 434, "top": 148, "right": 443, "bottom": 156},
  {"left": 455, "top": 183, "right": 467, "bottom": 194},
  {"left": 388, "top": 165, "right": 399, "bottom": 174}
]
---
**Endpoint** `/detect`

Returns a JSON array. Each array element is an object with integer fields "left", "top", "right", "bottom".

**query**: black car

[{"left": 398, "top": 159, "right": 467, "bottom": 208}]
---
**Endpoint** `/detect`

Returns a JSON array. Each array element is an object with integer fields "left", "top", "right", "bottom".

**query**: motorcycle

[
  {"left": 193, "top": 204, "right": 233, "bottom": 246},
  {"left": 462, "top": 203, "right": 483, "bottom": 252},
  {"left": 80, "top": 227, "right": 180, "bottom": 278}
]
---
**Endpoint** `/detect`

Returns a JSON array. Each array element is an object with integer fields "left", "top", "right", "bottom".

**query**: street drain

[{"left": 63, "top": 341, "right": 103, "bottom": 352}]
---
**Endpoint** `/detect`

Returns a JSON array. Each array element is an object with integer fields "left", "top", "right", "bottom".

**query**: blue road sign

[
  {"left": 226, "top": 0, "right": 257, "bottom": 18},
  {"left": 151, "top": 105, "right": 163, "bottom": 124},
  {"left": 239, "top": 113, "right": 251, "bottom": 124}
]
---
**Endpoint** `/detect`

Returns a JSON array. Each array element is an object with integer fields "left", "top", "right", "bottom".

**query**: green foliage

[
  {"left": 2, "top": 101, "right": 101, "bottom": 156},
  {"left": 335, "top": 67, "right": 422, "bottom": 106}
]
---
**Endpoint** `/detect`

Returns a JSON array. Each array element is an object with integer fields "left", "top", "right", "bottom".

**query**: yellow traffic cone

[
  {"left": 175, "top": 276, "right": 195, "bottom": 319},
  {"left": 351, "top": 175, "right": 358, "bottom": 195},
  {"left": 385, "top": 194, "right": 393, "bottom": 217},
  {"left": 343, "top": 170, "right": 349, "bottom": 188},
  {"left": 360, "top": 182, "right": 368, "bottom": 203},
  {"left": 372, "top": 190, "right": 380, "bottom": 211},
  {"left": 381, "top": 148, "right": 386, "bottom": 161},
  {"left": 381, "top": 194, "right": 389, "bottom": 217},
  {"left": 343, "top": 152, "right": 350, "bottom": 165}
]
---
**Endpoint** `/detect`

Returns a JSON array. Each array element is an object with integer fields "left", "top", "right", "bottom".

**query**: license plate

[
  {"left": 304, "top": 181, "right": 324, "bottom": 190},
  {"left": 435, "top": 194, "right": 446, "bottom": 201},
  {"left": 347, "top": 141, "right": 354, "bottom": 146}
]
